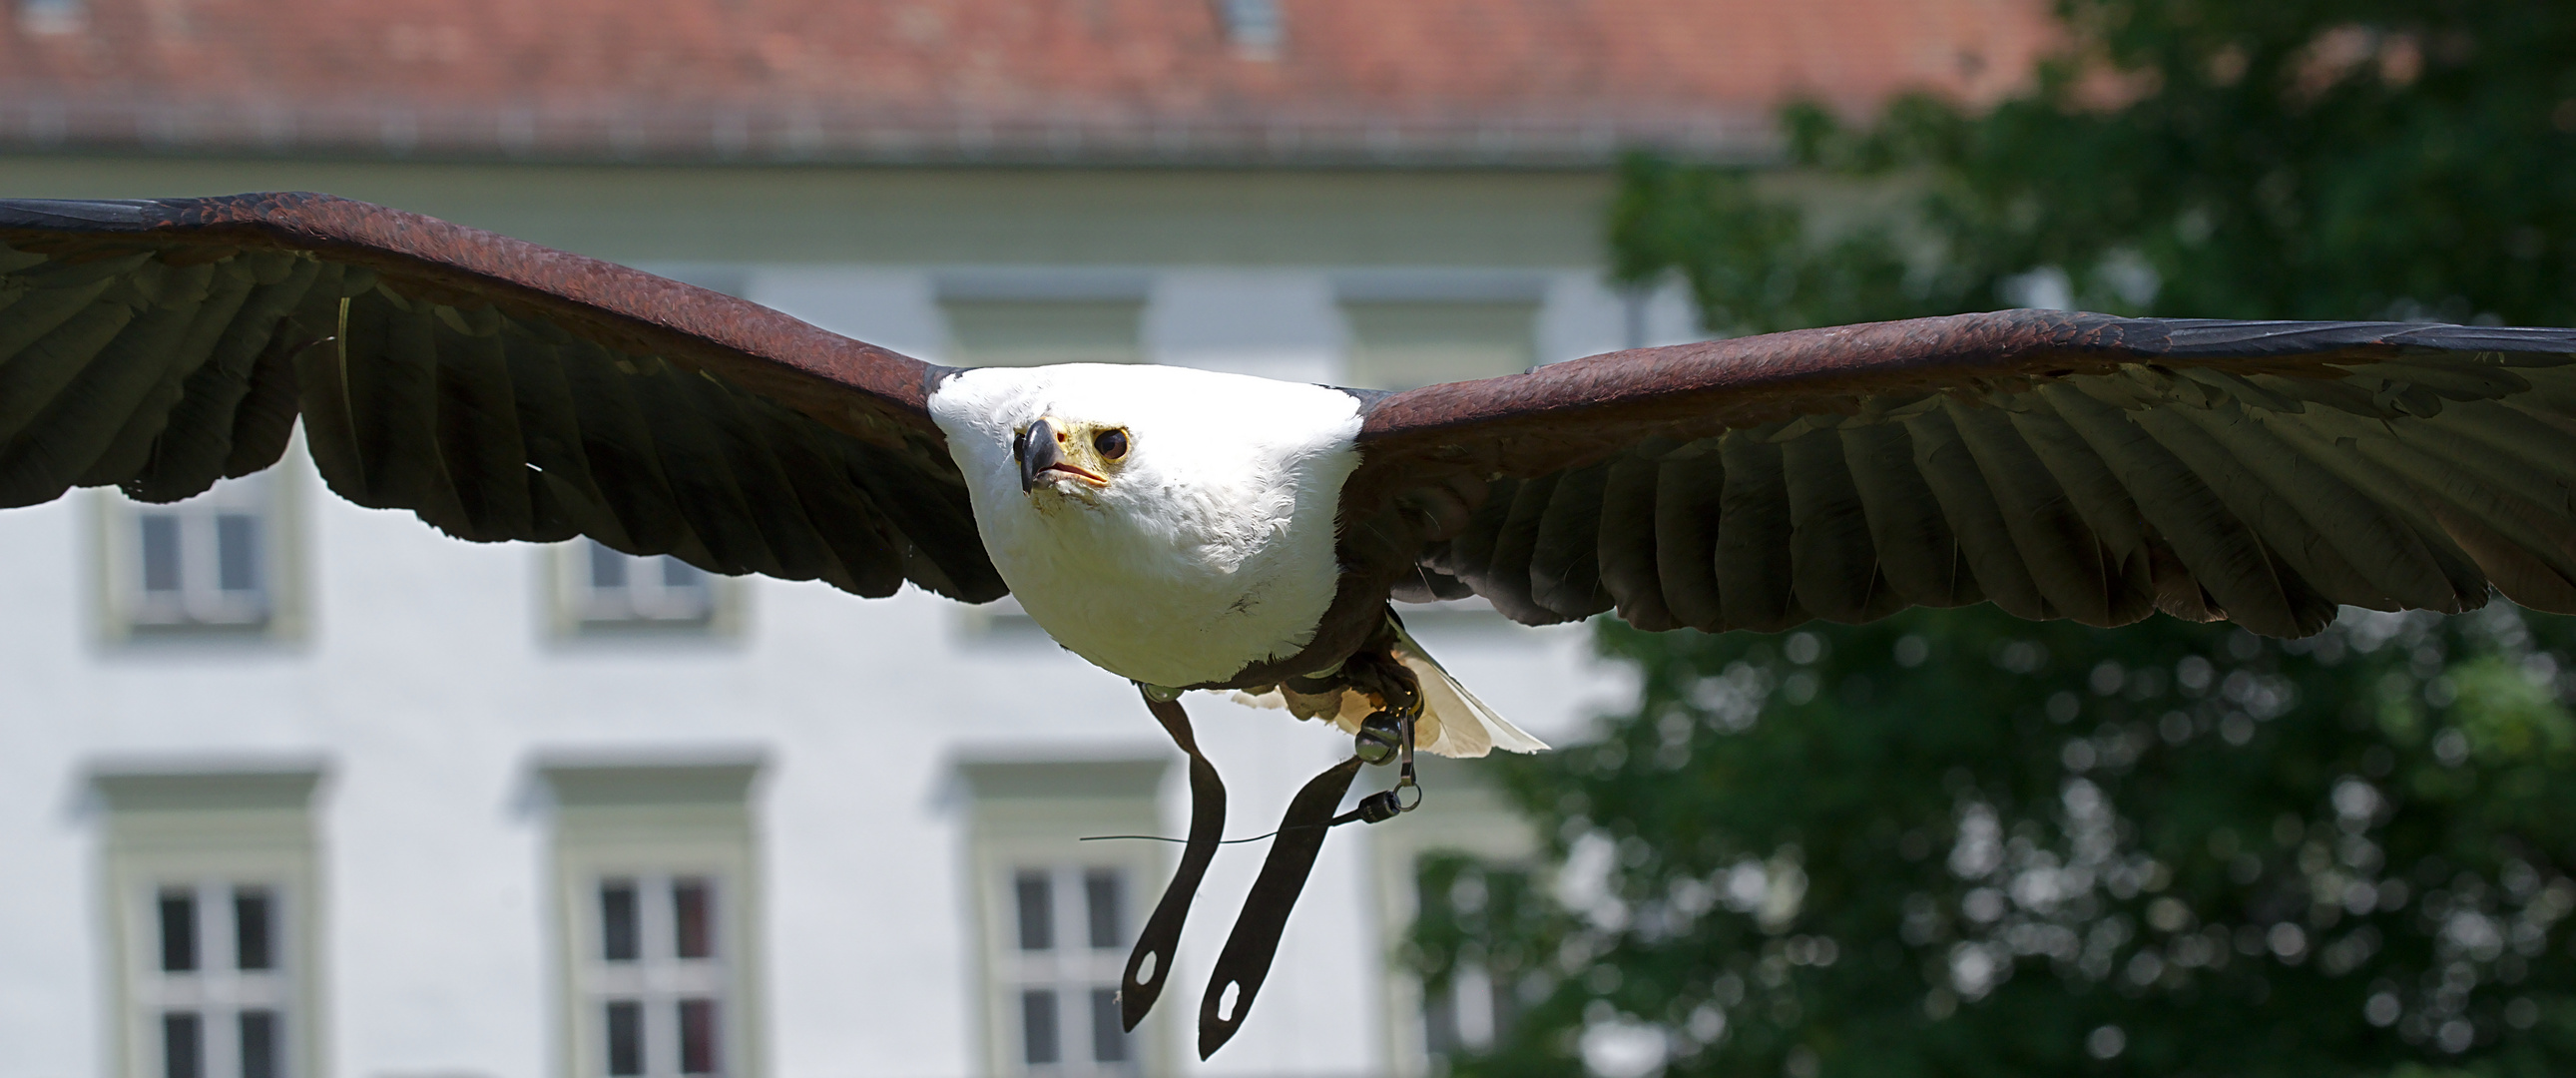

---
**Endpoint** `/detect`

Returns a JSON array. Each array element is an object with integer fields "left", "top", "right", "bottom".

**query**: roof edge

[{"left": 0, "top": 96, "right": 1788, "bottom": 169}]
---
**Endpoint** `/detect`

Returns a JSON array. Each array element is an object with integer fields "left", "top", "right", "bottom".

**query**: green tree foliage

[
  {"left": 1418, "top": 1, "right": 2576, "bottom": 1074},
  {"left": 1424, "top": 608, "right": 2576, "bottom": 1075},
  {"left": 1608, "top": 2, "right": 2576, "bottom": 332}
]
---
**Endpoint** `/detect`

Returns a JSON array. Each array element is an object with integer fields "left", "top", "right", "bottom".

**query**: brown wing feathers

[
  {"left": 9, "top": 195, "right": 2576, "bottom": 643},
  {"left": 0, "top": 194, "right": 1004, "bottom": 603},
  {"left": 1367, "top": 311, "right": 2576, "bottom": 638}
]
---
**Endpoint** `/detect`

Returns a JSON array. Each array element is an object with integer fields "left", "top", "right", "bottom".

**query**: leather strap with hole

[
  {"left": 1121, "top": 689, "right": 1228, "bottom": 1031},
  {"left": 1196, "top": 755, "right": 1366, "bottom": 1058}
]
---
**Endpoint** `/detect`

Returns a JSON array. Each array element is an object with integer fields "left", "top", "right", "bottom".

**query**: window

[
  {"left": 544, "top": 762, "right": 763, "bottom": 1078},
  {"left": 101, "top": 472, "right": 298, "bottom": 639},
  {"left": 1000, "top": 865, "right": 1135, "bottom": 1071},
  {"left": 1214, "top": 0, "right": 1283, "bottom": 52},
  {"left": 94, "top": 769, "right": 322, "bottom": 1078},
  {"left": 575, "top": 542, "right": 717, "bottom": 623},
  {"left": 552, "top": 541, "right": 739, "bottom": 635},
  {"left": 1340, "top": 300, "right": 1537, "bottom": 391},
  {"left": 18, "top": 0, "right": 83, "bottom": 35},
  {"left": 586, "top": 876, "right": 730, "bottom": 1078},
  {"left": 957, "top": 759, "right": 1171, "bottom": 1077},
  {"left": 144, "top": 885, "right": 293, "bottom": 1078},
  {"left": 941, "top": 299, "right": 1145, "bottom": 367}
]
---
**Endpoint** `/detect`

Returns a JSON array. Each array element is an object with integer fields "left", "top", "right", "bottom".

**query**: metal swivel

[
  {"left": 1347, "top": 707, "right": 1422, "bottom": 825},
  {"left": 1353, "top": 711, "right": 1404, "bottom": 766},
  {"left": 1353, "top": 790, "right": 1406, "bottom": 823}
]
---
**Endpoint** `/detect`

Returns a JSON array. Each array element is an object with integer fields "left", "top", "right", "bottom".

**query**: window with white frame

[
  {"left": 543, "top": 761, "right": 763, "bottom": 1078},
  {"left": 103, "top": 472, "right": 295, "bottom": 637},
  {"left": 554, "top": 540, "right": 739, "bottom": 634},
  {"left": 585, "top": 875, "right": 730, "bottom": 1078},
  {"left": 957, "top": 759, "right": 1171, "bottom": 1078},
  {"left": 94, "top": 769, "right": 321, "bottom": 1078},
  {"left": 1000, "top": 864, "right": 1136, "bottom": 1073},
  {"left": 144, "top": 883, "right": 295, "bottom": 1078}
]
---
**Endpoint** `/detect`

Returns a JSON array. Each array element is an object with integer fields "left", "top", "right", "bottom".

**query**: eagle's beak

[
  {"left": 1019, "top": 418, "right": 1060, "bottom": 492},
  {"left": 1019, "top": 417, "right": 1110, "bottom": 493}
]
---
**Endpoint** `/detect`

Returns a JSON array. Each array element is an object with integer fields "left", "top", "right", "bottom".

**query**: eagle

[{"left": 8, "top": 192, "right": 2576, "bottom": 1050}]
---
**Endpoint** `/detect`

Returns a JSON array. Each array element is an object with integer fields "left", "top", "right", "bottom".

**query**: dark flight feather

[
  {"left": 1530, "top": 462, "right": 1613, "bottom": 619},
  {"left": 1901, "top": 406, "right": 2054, "bottom": 622},
  {"left": 1593, "top": 448, "right": 1674, "bottom": 630},
  {"left": 1715, "top": 432, "right": 1804, "bottom": 632},
  {"left": 1650, "top": 443, "right": 1728, "bottom": 631},
  {"left": 1777, "top": 428, "right": 1889, "bottom": 625},
  {"left": 1942, "top": 399, "right": 2123, "bottom": 626},
  {"left": 1836, "top": 421, "right": 1976, "bottom": 610}
]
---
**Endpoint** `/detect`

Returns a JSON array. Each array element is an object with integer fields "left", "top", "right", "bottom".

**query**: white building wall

[{"left": 0, "top": 221, "right": 1641, "bottom": 1078}]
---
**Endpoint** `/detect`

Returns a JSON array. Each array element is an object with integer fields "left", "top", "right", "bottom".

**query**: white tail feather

[{"left": 1391, "top": 622, "right": 1549, "bottom": 758}]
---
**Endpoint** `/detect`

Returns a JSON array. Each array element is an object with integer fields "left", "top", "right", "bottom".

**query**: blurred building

[{"left": 0, "top": 3, "right": 2048, "bottom": 1078}]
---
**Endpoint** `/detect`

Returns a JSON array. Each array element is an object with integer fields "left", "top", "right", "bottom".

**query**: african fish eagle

[{"left": 8, "top": 193, "right": 2576, "bottom": 1050}]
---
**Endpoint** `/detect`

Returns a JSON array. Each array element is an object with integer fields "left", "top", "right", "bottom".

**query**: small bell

[{"left": 1353, "top": 711, "right": 1403, "bottom": 766}]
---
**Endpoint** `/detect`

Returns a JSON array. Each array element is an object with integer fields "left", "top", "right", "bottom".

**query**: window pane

[
  {"left": 1019, "top": 990, "right": 1059, "bottom": 1065},
  {"left": 1083, "top": 869, "right": 1122, "bottom": 950},
  {"left": 240, "top": 1010, "right": 279, "bottom": 1078},
  {"left": 234, "top": 887, "right": 273, "bottom": 971},
  {"left": 215, "top": 514, "right": 261, "bottom": 593},
  {"left": 158, "top": 888, "right": 198, "bottom": 972},
  {"left": 1013, "top": 871, "right": 1053, "bottom": 951},
  {"left": 600, "top": 880, "right": 640, "bottom": 962},
  {"left": 648, "top": 558, "right": 712, "bottom": 621},
  {"left": 678, "top": 999, "right": 719, "bottom": 1075},
  {"left": 604, "top": 1001, "right": 644, "bottom": 1077},
  {"left": 162, "top": 1012, "right": 202, "bottom": 1078},
  {"left": 589, "top": 543, "right": 630, "bottom": 590},
  {"left": 141, "top": 515, "right": 183, "bottom": 594},
  {"left": 673, "top": 878, "right": 713, "bottom": 960},
  {"left": 1089, "top": 988, "right": 1128, "bottom": 1063}
]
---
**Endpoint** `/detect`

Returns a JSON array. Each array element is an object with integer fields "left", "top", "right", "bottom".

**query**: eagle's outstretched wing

[
  {"left": 1341, "top": 311, "right": 2576, "bottom": 638},
  {"left": 0, "top": 193, "right": 1002, "bottom": 602}
]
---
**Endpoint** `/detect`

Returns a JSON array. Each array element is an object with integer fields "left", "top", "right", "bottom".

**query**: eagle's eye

[{"left": 1094, "top": 427, "right": 1130, "bottom": 461}]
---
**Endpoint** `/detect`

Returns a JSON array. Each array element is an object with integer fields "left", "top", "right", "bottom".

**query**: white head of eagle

[{"left": 928, "top": 363, "right": 1364, "bottom": 690}]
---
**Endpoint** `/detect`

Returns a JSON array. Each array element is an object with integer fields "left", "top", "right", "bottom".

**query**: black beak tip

[{"left": 1019, "top": 418, "right": 1060, "bottom": 493}]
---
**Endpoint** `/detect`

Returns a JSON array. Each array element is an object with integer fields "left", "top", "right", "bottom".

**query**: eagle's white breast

[{"left": 927, "top": 364, "right": 1364, "bottom": 688}]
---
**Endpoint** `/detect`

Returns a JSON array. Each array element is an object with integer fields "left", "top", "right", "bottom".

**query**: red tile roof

[{"left": 0, "top": 0, "right": 2053, "bottom": 165}]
